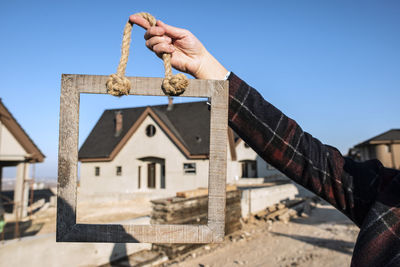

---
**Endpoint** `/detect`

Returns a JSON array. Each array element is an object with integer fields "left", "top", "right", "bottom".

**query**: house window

[
  {"left": 147, "top": 163, "right": 156, "bottom": 188},
  {"left": 146, "top": 124, "right": 156, "bottom": 137},
  {"left": 138, "top": 166, "right": 141, "bottom": 189},
  {"left": 116, "top": 166, "right": 122, "bottom": 176},
  {"left": 387, "top": 144, "right": 392, "bottom": 153},
  {"left": 95, "top": 166, "right": 100, "bottom": 176},
  {"left": 241, "top": 160, "right": 257, "bottom": 178},
  {"left": 183, "top": 163, "right": 196, "bottom": 174},
  {"left": 161, "top": 164, "right": 166, "bottom": 189}
]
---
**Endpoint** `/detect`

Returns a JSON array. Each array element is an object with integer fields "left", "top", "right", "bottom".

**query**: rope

[{"left": 106, "top": 12, "right": 189, "bottom": 96}]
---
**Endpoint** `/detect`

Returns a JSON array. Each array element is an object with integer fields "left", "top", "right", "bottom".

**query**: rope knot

[
  {"left": 106, "top": 74, "right": 131, "bottom": 96},
  {"left": 107, "top": 12, "right": 189, "bottom": 97},
  {"left": 163, "top": 73, "right": 189, "bottom": 96}
]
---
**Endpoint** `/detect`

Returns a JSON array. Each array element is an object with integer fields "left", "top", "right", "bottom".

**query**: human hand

[{"left": 129, "top": 15, "right": 227, "bottom": 80}]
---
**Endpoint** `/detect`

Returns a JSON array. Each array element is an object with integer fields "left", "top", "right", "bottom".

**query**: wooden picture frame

[{"left": 57, "top": 74, "right": 229, "bottom": 243}]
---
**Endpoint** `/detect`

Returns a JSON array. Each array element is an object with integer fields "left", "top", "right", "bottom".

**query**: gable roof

[
  {"left": 79, "top": 101, "right": 221, "bottom": 161},
  {"left": 355, "top": 129, "right": 400, "bottom": 147},
  {"left": 0, "top": 99, "right": 45, "bottom": 163}
]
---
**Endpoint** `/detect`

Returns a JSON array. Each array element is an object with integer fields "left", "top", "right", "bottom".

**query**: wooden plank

[
  {"left": 176, "top": 185, "right": 237, "bottom": 198},
  {"left": 57, "top": 73, "right": 229, "bottom": 243},
  {"left": 62, "top": 224, "right": 213, "bottom": 243},
  {"left": 71, "top": 74, "right": 227, "bottom": 98},
  {"left": 207, "top": 80, "right": 229, "bottom": 242},
  {"left": 57, "top": 74, "right": 79, "bottom": 241}
]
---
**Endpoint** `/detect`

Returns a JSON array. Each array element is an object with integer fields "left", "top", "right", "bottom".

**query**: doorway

[{"left": 147, "top": 163, "right": 156, "bottom": 188}]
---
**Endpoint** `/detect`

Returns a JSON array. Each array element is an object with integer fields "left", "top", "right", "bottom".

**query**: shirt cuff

[{"left": 224, "top": 71, "right": 231, "bottom": 80}]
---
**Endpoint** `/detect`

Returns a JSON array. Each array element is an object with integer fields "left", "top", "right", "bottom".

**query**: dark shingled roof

[
  {"left": 356, "top": 129, "right": 400, "bottom": 147},
  {"left": 78, "top": 101, "right": 211, "bottom": 159}
]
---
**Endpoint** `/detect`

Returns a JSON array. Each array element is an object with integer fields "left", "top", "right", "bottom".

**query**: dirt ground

[
  {"left": 2, "top": 198, "right": 151, "bottom": 239},
  {"left": 3, "top": 195, "right": 359, "bottom": 267},
  {"left": 164, "top": 201, "right": 359, "bottom": 267}
]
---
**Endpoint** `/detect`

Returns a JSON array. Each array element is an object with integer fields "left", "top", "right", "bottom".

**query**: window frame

[
  {"left": 57, "top": 74, "right": 228, "bottom": 243},
  {"left": 116, "top": 166, "right": 122, "bottom": 176},
  {"left": 95, "top": 166, "right": 100, "bottom": 177},
  {"left": 145, "top": 124, "right": 156, "bottom": 137}
]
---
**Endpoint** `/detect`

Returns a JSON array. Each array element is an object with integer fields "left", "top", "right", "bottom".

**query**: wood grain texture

[
  {"left": 176, "top": 185, "right": 237, "bottom": 198},
  {"left": 63, "top": 224, "right": 213, "bottom": 243},
  {"left": 57, "top": 74, "right": 79, "bottom": 241},
  {"left": 71, "top": 74, "right": 226, "bottom": 97},
  {"left": 57, "top": 73, "right": 229, "bottom": 243},
  {"left": 207, "top": 80, "right": 229, "bottom": 242}
]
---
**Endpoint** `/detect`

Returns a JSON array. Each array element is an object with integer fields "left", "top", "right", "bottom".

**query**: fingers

[
  {"left": 145, "top": 36, "right": 173, "bottom": 51},
  {"left": 130, "top": 15, "right": 189, "bottom": 40},
  {"left": 157, "top": 20, "right": 188, "bottom": 39},
  {"left": 129, "top": 14, "right": 152, "bottom": 29},
  {"left": 130, "top": 16, "right": 187, "bottom": 58},
  {"left": 143, "top": 25, "right": 175, "bottom": 56},
  {"left": 144, "top": 27, "right": 166, "bottom": 40},
  {"left": 152, "top": 43, "right": 175, "bottom": 57}
]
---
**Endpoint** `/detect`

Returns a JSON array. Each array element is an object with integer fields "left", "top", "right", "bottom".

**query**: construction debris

[
  {"left": 254, "top": 197, "right": 315, "bottom": 223},
  {"left": 151, "top": 189, "right": 242, "bottom": 259}
]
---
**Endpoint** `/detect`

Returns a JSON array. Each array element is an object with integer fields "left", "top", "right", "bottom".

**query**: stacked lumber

[
  {"left": 151, "top": 188, "right": 242, "bottom": 259},
  {"left": 255, "top": 197, "right": 314, "bottom": 223}
]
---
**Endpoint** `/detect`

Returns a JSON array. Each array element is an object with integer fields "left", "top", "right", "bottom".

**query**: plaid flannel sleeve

[
  {"left": 227, "top": 72, "right": 360, "bottom": 223},
  {"left": 227, "top": 72, "right": 400, "bottom": 266}
]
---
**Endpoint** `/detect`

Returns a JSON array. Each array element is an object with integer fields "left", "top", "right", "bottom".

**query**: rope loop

[{"left": 106, "top": 12, "right": 189, "bottom": 96}]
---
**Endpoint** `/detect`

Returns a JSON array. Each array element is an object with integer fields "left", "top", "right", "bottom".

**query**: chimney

[
  {"left": 167, "top": 96, "right": 173, "bottom": 111},
  {"left": 114, "top": 111, "right": 123, "bottom": 137}
]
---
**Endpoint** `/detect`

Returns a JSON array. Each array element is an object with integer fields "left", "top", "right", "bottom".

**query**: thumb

[{"left": 157, "top": 20, "right": 187, "bottom": 39}]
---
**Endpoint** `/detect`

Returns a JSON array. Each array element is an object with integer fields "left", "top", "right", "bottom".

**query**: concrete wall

[
  {"left": 0, "top": 216, "right": 150, "bottom": 267},
  {"left": 0, "top": 121, "right": 27, "bottom": 161},
  {"left": 226, "top": 140, "right": 239, "bottom": 184},
  {"left": 240, "top": 183, "right": 299, "bottom": 218}
]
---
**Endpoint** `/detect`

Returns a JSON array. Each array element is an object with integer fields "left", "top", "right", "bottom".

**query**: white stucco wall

[
  {"left": 226, "top": 139, "right": 239, "bottom": 184},
  {"left": 235, "top": 139, "right": 285, "bottom": 179},
  {"left": 235, "top": 140, "right": 258, "bottom": 162},
  {"left": 0, "top": 122, "right": 27, "bottom": 161},
  {"left": 79, "top": 114, "right": 291, "bottom": 202},
  {"left": 80, "top": 115, "right": 209, "bottom": 200}
]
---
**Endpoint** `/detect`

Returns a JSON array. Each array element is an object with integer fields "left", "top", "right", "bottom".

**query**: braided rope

[{"left": 106, "top": 12, "right": 189, "bottom": 96}]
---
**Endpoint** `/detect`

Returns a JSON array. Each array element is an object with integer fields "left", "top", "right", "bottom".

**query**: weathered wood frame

[{"left": 57, "top": 74, "right": 229, "bottom": 243}]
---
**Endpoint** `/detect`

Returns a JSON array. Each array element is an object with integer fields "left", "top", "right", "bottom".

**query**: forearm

[{"left": 227, "top": 72, "right": 359, "bottom": 222}]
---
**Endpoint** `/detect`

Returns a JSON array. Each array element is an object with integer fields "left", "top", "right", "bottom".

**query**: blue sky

[{"left": 1, "top": 1, "right": 399, "bottom": 179}]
